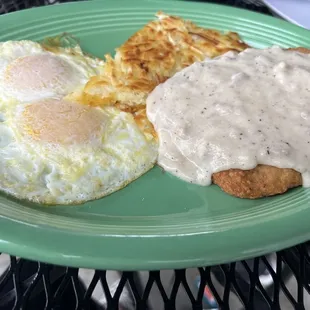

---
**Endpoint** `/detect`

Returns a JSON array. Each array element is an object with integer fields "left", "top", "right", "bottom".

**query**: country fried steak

[{"left": 212, "top": 47, "right": 310, "bottom": 199}]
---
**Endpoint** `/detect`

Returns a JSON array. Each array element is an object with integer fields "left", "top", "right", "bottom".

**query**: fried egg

[
  {"left": 0, "top": 37, "right": 157, "bottom": 204},
  {"left": 0, "top": 98, "right": 157, "bottom": 204},
  {"left": 0, "top": 40, "right": 104, "bottom": 103}
]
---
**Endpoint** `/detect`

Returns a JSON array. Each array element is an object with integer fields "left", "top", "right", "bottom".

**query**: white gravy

[{"left": 146, "top": 47, "right": 310, "bottom": 186}]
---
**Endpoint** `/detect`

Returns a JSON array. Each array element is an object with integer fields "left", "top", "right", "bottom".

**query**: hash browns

[
  {"left": 79, "top": 11, "right": 248, "bottom": 142},
  {"left": 81, "top": 11, "right": 248, "bottom": 108}
]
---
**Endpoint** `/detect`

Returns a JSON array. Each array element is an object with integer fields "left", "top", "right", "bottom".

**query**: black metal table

[
  {"left": 0, "top": 0, "right": 309, "bottom": 309},
  {"left": 0, "top": 243, "right": 310, "bottom": 309}
]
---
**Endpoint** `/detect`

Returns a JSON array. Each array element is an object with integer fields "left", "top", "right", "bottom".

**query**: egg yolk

[
  {"left": 4, "top": 54, "right": 79, "bottom": 100},
  {"left": 19, "top": 99, "right": 105, "bottom": 145}
]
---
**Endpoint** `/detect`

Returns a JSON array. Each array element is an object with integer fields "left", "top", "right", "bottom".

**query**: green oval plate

[{"left": 1, "top": 0, "right": 310, "bottom": 271}]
